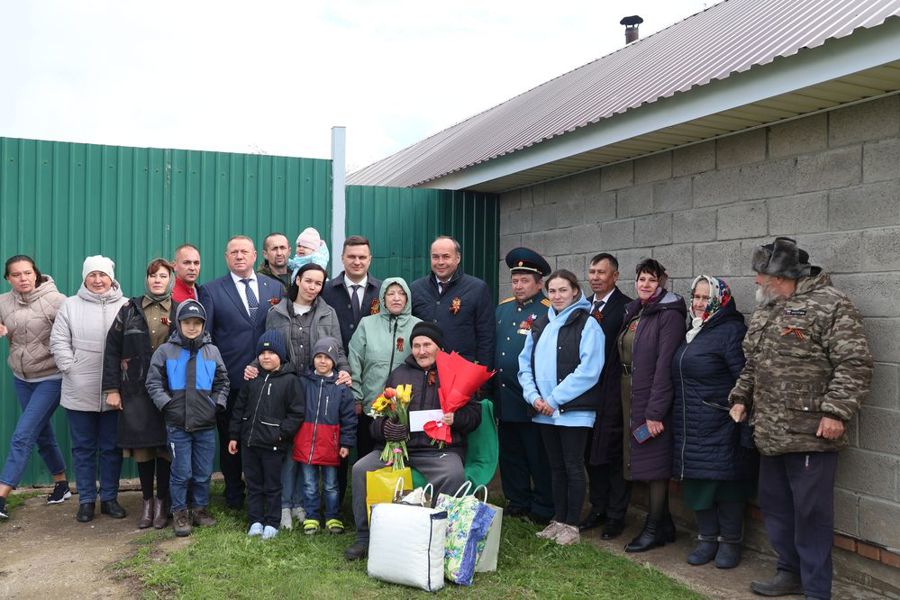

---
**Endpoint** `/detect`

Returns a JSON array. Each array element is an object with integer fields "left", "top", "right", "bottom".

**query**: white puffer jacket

[
  {"left": 50, "top": 282, "right": 126, "bottom": 412},
  {"left": 0, "top": 275, "right": 66, "bottom": 380}
]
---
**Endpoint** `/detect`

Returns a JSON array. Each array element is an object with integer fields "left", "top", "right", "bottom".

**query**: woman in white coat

[{"left": 50, "top": 256, "right": 127, "bottom": 523}]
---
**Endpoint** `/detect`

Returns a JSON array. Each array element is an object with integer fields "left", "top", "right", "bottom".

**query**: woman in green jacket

[{"left": 348, "top": 277, "right": 420, "bottom": 457}]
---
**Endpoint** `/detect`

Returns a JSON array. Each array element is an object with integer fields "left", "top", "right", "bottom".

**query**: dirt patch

[{"left": 0, "top": 490, "right": 158, "bottom": 599}]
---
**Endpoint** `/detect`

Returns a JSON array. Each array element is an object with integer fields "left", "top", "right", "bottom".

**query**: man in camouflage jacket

[{"left": 729, "top": 237, "right": 872, "bottom": 600}]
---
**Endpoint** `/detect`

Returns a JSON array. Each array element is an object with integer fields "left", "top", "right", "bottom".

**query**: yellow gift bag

[{"left": 366, "top": 466, "right": 412, "bottom": 520}]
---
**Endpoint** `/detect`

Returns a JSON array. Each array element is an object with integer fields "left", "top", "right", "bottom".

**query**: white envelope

[{"left": 409, "top": 409, "right": 444, "bottom": 432}]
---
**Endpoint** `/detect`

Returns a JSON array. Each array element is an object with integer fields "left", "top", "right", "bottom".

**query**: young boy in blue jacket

[
  {"left": 228, "top": 330, "right": 305, "bottom": 540},
  {"left": 146, "top": 299, "right": 230, "bottom": 537},
  {"left": 293, "top": 337, "right": 356, "bottom": 535}
]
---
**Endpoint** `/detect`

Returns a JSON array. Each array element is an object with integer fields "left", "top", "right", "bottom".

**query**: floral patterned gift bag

[{"left": 435, "top": 482, "right": 497, "bottom": 585}]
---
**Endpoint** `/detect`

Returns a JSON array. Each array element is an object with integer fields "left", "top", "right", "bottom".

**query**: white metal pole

[{"left": 330, "top": 126, "right": 347, "bottom": 279}]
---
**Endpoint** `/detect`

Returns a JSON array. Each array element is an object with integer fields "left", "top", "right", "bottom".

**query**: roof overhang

[{"left": 424, "top": 17, "right": 900, "bottom": 193}]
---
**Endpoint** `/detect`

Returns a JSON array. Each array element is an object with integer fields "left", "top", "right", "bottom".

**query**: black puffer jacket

[
  {"left": 372, "top": 354, "right": 482, "bottom": 453},
  {"left": 229, "top": 362, "right": 305, "bottom": 451}
]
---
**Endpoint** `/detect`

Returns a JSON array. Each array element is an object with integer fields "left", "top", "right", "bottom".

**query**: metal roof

[{"left": 348, "top": 0, "right": 900, "bottom": 190}]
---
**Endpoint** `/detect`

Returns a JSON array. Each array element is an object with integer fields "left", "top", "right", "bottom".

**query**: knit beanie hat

[
  {"left": 751, "top": 237, "right": 812, "bottom": 280},
  {"left": 311, "top": 336, "right": 341, "bottom": 367},
  {"left": 82, "top": 255, "right": 115, "bottom": 281},
  {"left": 410, "top": 322, "right": 444, "bottom": 349},
  {"left": 296, "top": 227, "right": 322, "bottom": 252},
  {"left": 256, "top": 329, "right": 287, "bottom": 363}
]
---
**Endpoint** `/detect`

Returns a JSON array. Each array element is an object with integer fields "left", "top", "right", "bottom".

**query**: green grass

[
  {"left": 1, "top": 490, "right": 42, "bottom": 523},
  {"left": 117, "top": 488, "right": 705, "bottom": 600}
]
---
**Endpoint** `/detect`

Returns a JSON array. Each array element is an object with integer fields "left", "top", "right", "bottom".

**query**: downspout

[{"left": 330, "top": 126, "right": 347, "bottom": 279}]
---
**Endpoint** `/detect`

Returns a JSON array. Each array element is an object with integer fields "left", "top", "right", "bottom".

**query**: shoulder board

[
  {"left": 499, "top": 296, "right": 516, "bottom": 305},
  {"left": 541, "top": 298, "right": 551, "bottom": 307}
]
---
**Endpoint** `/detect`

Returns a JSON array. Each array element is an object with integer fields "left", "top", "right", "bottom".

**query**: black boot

[
  {"left": 750, "top": 570, "right": 802, "bottom": 596},
  {"left": 344, "top": 537, "right": 369, "bottom": 560},
  {"left": 101, "top": 499, "right": 127, "bottom": 519},
  {"left": 76, "top": 502, "right": 95, "bottom": 522},
  {"left": 715, "top": 501, "right": 744, "bottom": 569},
  {"left": 624, "top": 516, "right": 665, "bottom": 552},
  {"left": 687, "top": 508, "right": 719, "bottom": 566},
  {"left": 661, "top": 509, "right": 676, "bottom": 543}
]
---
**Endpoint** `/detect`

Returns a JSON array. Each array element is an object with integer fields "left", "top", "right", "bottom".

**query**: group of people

[{"left": 0, "top": 228, "right": 871, "bottom": 600}]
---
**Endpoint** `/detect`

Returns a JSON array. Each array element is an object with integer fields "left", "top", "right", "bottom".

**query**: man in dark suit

[
  {"left": 580, "top": 253, "right": 632, "bottom": 539},
  {"left": 199, "top": 235, "right": 284, "bottom": 509},
  {"left": 319, "top": 235, "right": 381, "bottom": 504}
]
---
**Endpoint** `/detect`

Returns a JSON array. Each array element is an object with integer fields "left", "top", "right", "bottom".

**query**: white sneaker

[
  {"left": 262, "top": 525, "right": 278, "bottom": 540},
  {"left": 291, "top": 506, "right": 306, "bottom": 522},
  {"left": 536, "top": 520, "right": 564, "bottom": 539},
  {"left": 248, "top": 522, "right": 264, "bottom": 537},
  {"left": 280, "top": 508, "right": 293, "bottom": 530}
]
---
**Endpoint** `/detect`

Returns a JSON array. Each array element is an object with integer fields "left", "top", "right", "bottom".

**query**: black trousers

[
  {"left": 216, "top": 389, "right": 245, "bottom": 507},
  {"left": 585, "top": 458, "right": 631, "bottom": 521},
  {"left": 498, "top": 420, "right": 554, "bottom": 519},
  {"left": 243, "top": 445, "right": 284, "bottom": 529},
  {"left": 540, "top": 425, "right": 591, "bottom": 526},
  {"left": 759, "top": 452, "right": 838, "bottom": 600},
  {"left": 338, "top": 413, "right": 375, "bottom": 507}
]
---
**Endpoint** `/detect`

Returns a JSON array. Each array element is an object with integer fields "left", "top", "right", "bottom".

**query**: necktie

[
  {"left": 350, "top": 284, "right": 362, "bottom": 322},
  {"left": 241, "top": 278, "right": 259, "bottom": 319},
  {"left": 593, "top": 299, "right": 605, "bottom": 313}
]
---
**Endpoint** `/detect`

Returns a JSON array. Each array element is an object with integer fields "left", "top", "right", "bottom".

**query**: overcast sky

[{"left": 0, "top": 0, "right": 722, "bottom": 173}]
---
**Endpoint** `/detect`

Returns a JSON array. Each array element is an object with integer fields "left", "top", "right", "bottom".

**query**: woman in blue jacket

[
  {"left": 672, "top": 275, "right": 756, "bottom": 569},
  {"left": 518, "top": 269, "right": 604, "bottom": 546}
]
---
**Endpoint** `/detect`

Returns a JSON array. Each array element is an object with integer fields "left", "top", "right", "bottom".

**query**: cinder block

[
  {"left": 651, "top": 244, "right": 693, "bottom": 278},
  {"left": 614, "top": 247, "right": 653, "bottom": 279},
  {"left": 520, "top": 231, "right": 545, "bottom": 252},
  {"left": 617, "top": 184, "right": 654, "bottom": 218},
  {"left": 795, "top": 231, "right": 862, "bottom": 275},
  {"left": 542, "top": 228, "right": 575, "bottom": 257},
  {"left": 673, "top": 141, "right": 715, "bottom": 176},
  {"left": 718, "top": 201, "right": 767, "bottom": 240},
  {"left": 829, "top": 180, "right": 900, "bottom": 231},
  {"left": 499, "top": 208, "right": 532, "bottom": 235},
  {"left": 557, "top": 199, "right": 588, "bottom": 228},
  {"left": 863, "top": 138, "right": 900, "bottom": 183},
  {"left": 499, "top": 191, "right": 521, "bottom": 214},
  {"left": 600, "top": 219, "right": 635, "bottom": 249},
  {"left": 768, "top": 113, "right": 828, "bottom": 158},
  {"left": 859, "top": 495, "right": 900, "bottom": 549},
  {"left": 692, "top": 168, "right": 744, "bottom": 206},
  {"left": 861, "top": 227, "right": 900, "bottom": 272},
  {"left": 692, "top": 241, "right": 745, "bottom": 280},
  {"left": 833, "top": 488, "right": 860, "bottom": 537},
  {"left": 653, "top": 177, "right": 692, "bottom": 212},
  {"left": 829, "top": 273, "right": 900, "bottom": 317},
  {"left": 829, "top": 95, "right": 900, "bottom": 148},
  {"left": 868, "top": 362, "right": 899, "bottom": 410},
  {"left": 742, "top": 157, "right": 802, "bottom": 199},
  {"left": 499, "top": 235, "right": 522, "bottom": 257},
  {"left": 673, "top": 208, "right": 717, "bottom": 243},
  {"left": 634, "top": 152, "right": 672, "bottom": 183},
  {"left": 555, "top": 253, "right": 586, "bottom": 277},
  {"left": 864, "top": 318, "right": 900, "bottom": 363},
  {"left": 739, "top": 237, "right": 772, "bottom": 276},
  {"left": 724, "top": 276, "right": 756, "bottom": 310},
  {"left": 634, "top": 213, "right": 672, "bottom": 246},
  {"left": 795, "top": 146, "right": 862, "bottom": 193},
  {"left": 585, "top": 190, "right": 617, "bottom": 223},
  {"left": 531, "top": 204, "right": 558, "bottom": 231},
  {"left": 768, "top": 192, "right": 829, "bottom": 235},
  {"left": 569, "top": 224, "right": 604, "bottom": 255},
  {"left": 600, "top": 162, "right": 634, "bottom": 191},
  {"left": 717, "top": 128, "right": 767, "bottom": 168},
  {"left": 859, "top": 406, "right": 900, "bottom": 455},
  {"left": 532, "top": 183, "right": 549, "bottom": 206},
  {"left": 836, "top": 448, "right": 898, "bottom": 500},
  {"left": 546, "top": 169, "right": 602, "bottom": 203}
]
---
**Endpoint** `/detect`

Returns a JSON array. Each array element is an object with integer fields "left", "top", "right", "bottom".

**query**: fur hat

[
  {"left": 256, "top": 329, "right": 287, "bottom": 363},
  {"left": 296, "top": 227, "right": 322, "bottom": 252},
  {"left": 82, "top": 255, "right": 115, "bottom": 281},
  {"left": 410, "top": 322, "right": 444, "bottom": 349},
  {"left": 751, "top": 237, "right": 812, "bottom": 280},
  {"left": 311, "top": 336, "right": 341, "bottom": 367}
]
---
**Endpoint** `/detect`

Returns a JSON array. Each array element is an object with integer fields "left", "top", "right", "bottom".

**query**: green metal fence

[{"left": 0, "top": 137, "right": 332, "bottom": 485}]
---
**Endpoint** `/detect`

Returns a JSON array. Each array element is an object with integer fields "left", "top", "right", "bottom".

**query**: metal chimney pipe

[{"left": 620, "top": 15, "right": 643, "bottom": 44}]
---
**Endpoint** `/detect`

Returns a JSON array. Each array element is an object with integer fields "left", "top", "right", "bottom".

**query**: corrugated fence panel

[
  {"left": 346, "top": 185, "right": 499, "bottom": 298},
  {"left": 0, "top": 137, "right": 331, "bottom": 485}
]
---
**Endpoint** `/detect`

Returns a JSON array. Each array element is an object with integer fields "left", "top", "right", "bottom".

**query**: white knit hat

[
  {"left": 82, "top": 255, "right": 116, "bottom": 281},
  {"left": 295, "top": 227, "right": 322, "bottom": 252}
]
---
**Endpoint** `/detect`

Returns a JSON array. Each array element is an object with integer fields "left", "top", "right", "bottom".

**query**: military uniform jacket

[
  {"left": 728, "top": 269, "right": 873, "bottom": 455},
  {"left": 494, "top": 292, "right": 551, "bottom": 422}
]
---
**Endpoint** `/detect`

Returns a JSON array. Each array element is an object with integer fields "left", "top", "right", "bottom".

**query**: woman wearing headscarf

[
  {"left": 50, "top": 255, "right": 128, "bottom": 523},
  {"left": 0, "top": 255, "right": 71, "bottom": 520},
  {"left": 102, "top": 258, "right": 177, "bottom": 529},
  {"left": 672, "top": 275, "right": 755, "bottom": 568},
  {"left": 619, "top": 258, "right": 686, "bottom": 552}
]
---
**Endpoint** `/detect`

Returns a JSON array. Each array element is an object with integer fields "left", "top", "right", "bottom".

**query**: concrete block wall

[{"left": 498, "top": 95, "right": 900, "bottom": 553}]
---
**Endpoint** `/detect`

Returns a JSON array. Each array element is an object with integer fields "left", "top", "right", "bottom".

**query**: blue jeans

[
  {"left": 66, "top": 409, "right": 122, "bottom": 504},
  {"left": 0, "top": 378, "right": 67, "bottom": 488},
  {"left": 301, "top": 463, "right": 339, "bottom": 521},
  {"left": 167, "top": 426, "right": 216, "bottom": 512},
  {"left": 281, "top": 448, "right": 304, "bottom": 509}
]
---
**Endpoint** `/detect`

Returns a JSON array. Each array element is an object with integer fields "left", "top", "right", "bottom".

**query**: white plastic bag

[{"left": 367, "top": 500, "right": 448, "bottom": 592}]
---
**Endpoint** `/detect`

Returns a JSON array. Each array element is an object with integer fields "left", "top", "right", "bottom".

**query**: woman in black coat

[
  {"left": 672, "top": 275, "right": 756, "bottom": 569},
  {"left": 103, "top": 258, "right": 176, "bottom": 529}
]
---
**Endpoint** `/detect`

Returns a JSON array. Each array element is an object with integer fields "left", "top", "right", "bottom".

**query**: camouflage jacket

[{"left": 728, "top": 269, "right": 872, "bottom": 455}]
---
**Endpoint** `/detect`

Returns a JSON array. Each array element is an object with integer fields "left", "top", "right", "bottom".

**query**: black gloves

[{"left": 382, "top": 419, "right": 409, "bottom": 442}]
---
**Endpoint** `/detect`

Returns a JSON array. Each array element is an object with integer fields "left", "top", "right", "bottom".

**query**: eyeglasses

[{"left": 691, "top": 295, "right": 711, "bottom": 302}]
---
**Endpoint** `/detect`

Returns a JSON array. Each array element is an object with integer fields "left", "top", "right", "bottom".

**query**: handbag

[
  {"left": 365, "top": 466, "right": 412, "bottom": 520},
  {"left": 435, "top": 482, "right": 497, "bottom": 586},
  {"left": 368, "top": 485, "right": 447, "bottom": 592},
  {"left": 474, "top": 492, "right": 502, "bottom": 573}
]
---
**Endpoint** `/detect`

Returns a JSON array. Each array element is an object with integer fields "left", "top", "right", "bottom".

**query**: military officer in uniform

[{"left": 495, "top": 247, "right": 554, "bottom": 522}]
